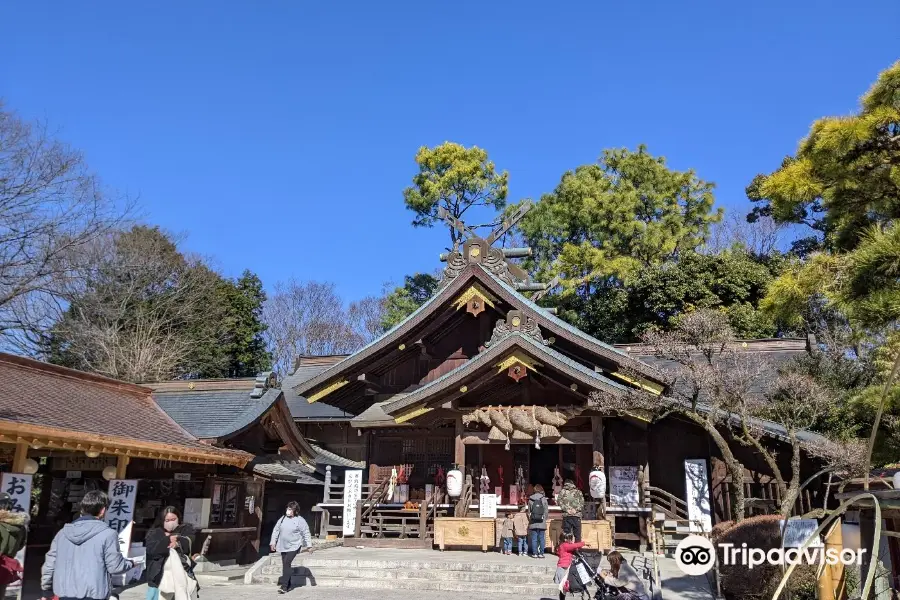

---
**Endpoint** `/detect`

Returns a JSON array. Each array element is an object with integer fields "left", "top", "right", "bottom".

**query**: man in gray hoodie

[{"left": 41, "top": 490, "right": 138, "bottom": 600}]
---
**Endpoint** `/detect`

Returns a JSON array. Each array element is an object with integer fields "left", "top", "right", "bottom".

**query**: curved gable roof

[
  {"left": 382, "top": 331, "right": 629, "bottom": 418},
  {"left": 293, "top": 264, "right": 665, "bottom": 400}
]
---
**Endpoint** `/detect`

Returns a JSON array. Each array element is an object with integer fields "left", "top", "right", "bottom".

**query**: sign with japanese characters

[
  {"left": 609, "top": 466, "right": 639, "bottom": 507},
  {"left": 1, "top": 473, "right": 32, "bottom": 514},
  {"left": 105, "top": 479, "right": 138, "bottom": 555},
  {"left": 1, "top": 473, "right": 32, "bottom": 594},
  {"left": 684, "top": 459, "right": 712, "bottom": 532},
  {"left": 342, "top": 470, "right": 363, "bottom": 536},
  {"left": 479, "top": 493, "right": 498, "bottom": 519}
]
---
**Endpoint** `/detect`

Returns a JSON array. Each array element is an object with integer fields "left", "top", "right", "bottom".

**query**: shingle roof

[
  {"left": 282, "top": 362, "right": 353, "bottom": 421},
  {"left": 0, "top": 353, "right": 250, "bottom": 466},
  {"left": 153, "top": 387, "right": 282, "bottom": 439},
  {"left": 249, "top": 455, "right": 323, "bottom": 484},
  {"left": 311, "top": 444, "right": 365, "bottom": 469}
]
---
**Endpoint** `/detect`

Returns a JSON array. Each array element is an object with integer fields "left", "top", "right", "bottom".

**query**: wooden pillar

[
  {"left": 116, "top": 455, "right": 130, "bottom": 479},
  {"left": 859, "top": 510, "right": 875, "bottom": 600},
  {"left": 12, "top": 441, "right": 29, "bottom": 472},
  {"left": 590, "top": 417, "right": 604, "bottom": 468},
  {"left": 323, "top": 465, "right": 332, "bottom": 502},
  {"left": 454, "top": 417, "right": 465, "bottom": 468}
]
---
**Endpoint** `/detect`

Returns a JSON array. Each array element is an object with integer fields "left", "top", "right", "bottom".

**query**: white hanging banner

[
  {"left": 105, "top": 480, "right": 138, "bottom": 550},
  {"left": 105, "top": 479, "right": 140, "bottom": 585},
  {"left": 684, "top": 459, "right": 712, "bottom": 532},
  {"left": 342, "top": 470, "right": 363, "bottom": 536},
  {"left": 1, "top": 473, "right": 33, "bottom": 594}
]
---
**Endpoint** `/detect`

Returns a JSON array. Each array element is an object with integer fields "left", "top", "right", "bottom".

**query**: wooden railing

[
  {"left": 354, "top": 477, "right": 391, "bottom": 537},
  {"left": 647, "top": 486, "right": 690, "bottom": 520}
]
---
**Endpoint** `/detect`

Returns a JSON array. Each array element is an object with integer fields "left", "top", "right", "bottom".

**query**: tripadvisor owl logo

[
  {"left": 675, "top": 532, "right": 867, "bottom": 576},
  {"left": 675, "top": 535, "right": 716, "bottom": 576}
]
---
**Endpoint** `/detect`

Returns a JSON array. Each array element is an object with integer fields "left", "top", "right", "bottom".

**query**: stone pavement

[{"left": 110, "top": 547, "right": 713, "bottom": 600}]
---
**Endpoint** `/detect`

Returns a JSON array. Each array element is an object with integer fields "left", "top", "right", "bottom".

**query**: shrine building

[{"left": 284, "top": 213, "right": 832, "bottom": 551}]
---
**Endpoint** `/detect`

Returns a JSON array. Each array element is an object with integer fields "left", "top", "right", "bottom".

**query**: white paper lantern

[
  {"left": 588, "top": 469, "right": 606, "bottom": 499},
  {"left": 893, "top": 471, "right": 900, "bottom": 491},
  {"left": 446, "top": 468, "right": 463, "bottom": 498},
  {"left": 22, "top": 458, "right": 39, "bottom": 475},
  {"left": 102, "top": 466, "right": 118, "bottom": 481}
]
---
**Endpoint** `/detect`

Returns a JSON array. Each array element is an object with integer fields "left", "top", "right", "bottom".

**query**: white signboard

[
  {"left": 684, "top": 459, "right": 712, "bottom": 532},
  {"left": 106, "top": 479, "right": 139, "bottom": 586},
  {"left": 609, "top": 466, "right": 639, "bottom": 506},
  {"left": 105, "top": 480, "right": 138, "bottom": 552},
  {"left": 342, "top": 470, "right": 363, "bottom": 536},
  {"left": 781, "top": 519, "right": 823, "bottom": 548},
  {"left": 1, "top": 473, "right": 32, "bottom": 593},
  {"left": 480, "top": 493, "right": 498, "bottom": 519}
]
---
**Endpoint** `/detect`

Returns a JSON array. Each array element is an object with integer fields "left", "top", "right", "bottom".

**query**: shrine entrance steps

[{"left": 251, "top": 546, "right": 564, "bottom": 595}]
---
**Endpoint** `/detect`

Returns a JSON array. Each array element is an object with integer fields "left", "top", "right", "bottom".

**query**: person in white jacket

[{"left": 269, "top": 502, "right": 311, "bottom": 594}]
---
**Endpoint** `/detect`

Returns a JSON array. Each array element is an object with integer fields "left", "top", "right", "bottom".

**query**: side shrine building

[{"left": 285, "top": 223, "right": 831, "bottom": 551}]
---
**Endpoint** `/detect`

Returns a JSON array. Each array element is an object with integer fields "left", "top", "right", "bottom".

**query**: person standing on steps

[
  {"left": 557, "top": 479, "right": 585, "bottom": 542},
  {"left": 512, "top": 505, "right": 530, "bottom": 556},
  {"left": 527, "top": 485, "right": 549, "bottom": 558},
  {"left": 270, "top": 501, "right": 311, "bottom": 594}
]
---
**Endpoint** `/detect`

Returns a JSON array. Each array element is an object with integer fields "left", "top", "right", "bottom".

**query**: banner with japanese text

[
  {"left": 105, "top": 479, "right": 139, "bottom": 584},
  {"left": 342, "top": 470, "right": 363, "bottom": 536},
  {"left": 1, "top": 473, "right": 32, "bottom": 596}
]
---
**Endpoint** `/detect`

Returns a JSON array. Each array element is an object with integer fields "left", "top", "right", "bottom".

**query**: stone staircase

[
  {"left": 654, "top": 512, "right": 693, "bottom": 556},
  {"left": 251, "top": 552, "right": 564, "bottom": 595}
]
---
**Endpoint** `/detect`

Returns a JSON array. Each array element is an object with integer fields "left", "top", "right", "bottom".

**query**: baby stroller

[{"left": 563, "top": 551, "right": 620, "bottom": 600}]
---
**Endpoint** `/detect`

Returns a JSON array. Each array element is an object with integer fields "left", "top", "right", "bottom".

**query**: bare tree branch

[{"left": 0, "top": 104, "right": 133, "bottom": 353}]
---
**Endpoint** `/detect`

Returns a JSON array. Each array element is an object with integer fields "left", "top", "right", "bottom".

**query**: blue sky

[{"left": 2, "top": 1, "right": 898, "bottom": 301}]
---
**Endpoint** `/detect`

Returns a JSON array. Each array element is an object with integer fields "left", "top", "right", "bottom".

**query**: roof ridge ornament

[
  {"left": 250, "top": 371, "right": 277, "bottom": 398},
  {"left": 436, "top": 205, "right": 535, "bottom": 290},
  {"left": 485, "top": 310, "right": 549, "bottom": 348}
]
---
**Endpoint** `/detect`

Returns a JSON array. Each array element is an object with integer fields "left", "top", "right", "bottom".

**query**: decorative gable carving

[{"left": 485, "top": 310, "right": 548, "bottom": 348}]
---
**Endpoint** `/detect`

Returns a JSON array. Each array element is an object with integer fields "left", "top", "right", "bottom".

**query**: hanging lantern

[
  {"left": 22, "top": 458, "right": 39, "bottom": 475},
  {"left": 447, "top": 466, "right": 463, "bottom": 498},
  {"left": 102, "top": 465, "right": 118, "bottom": 481},
  {"left": 589, "top": 468, "right": 607, "bottom": 499}
]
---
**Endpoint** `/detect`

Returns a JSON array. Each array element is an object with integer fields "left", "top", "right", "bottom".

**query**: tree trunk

[
  {"left": 779, "top": 432, "right": 803, "bottom": 517},
  {"left": 687, "top": 413, "right": 746, "bottom": 521},
  {"left": 742, "top": 420, "right": 787, "bottom": 502}
]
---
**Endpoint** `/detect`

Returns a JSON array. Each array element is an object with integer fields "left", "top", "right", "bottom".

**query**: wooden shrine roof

[
  {"left": 152, "top": 373, "right": 318, "bottom": 466},
  {"left": 291, "top": 263, "right": 667, "bottom": 411},
  {"left": 0, "top": 353, "right": 251, "bottom": 467},
  {"left": 381, "top": 331, "right": 629, "bottom": 420}
]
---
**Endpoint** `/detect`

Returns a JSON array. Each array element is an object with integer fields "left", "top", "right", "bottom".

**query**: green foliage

[
  {"left": 748, "top": 60, "right": 900, "bottom": 252},
  {"left": 221, "top": 271, "right": 271, "bottom": 377},
  {"left": 543, "top": 250, "right": 781, "bottom": 342},
  {"left": 381, "top": 273, "right": 440, "bottom": 331},
  {"left": 516, "top": 145, "right": 722, "bottom": 286},
  {"left": 403, "top": 142, "right": 508, "bottom": 247},
  {"left": 46, "top": 226, "right": 270, "bottom": 381}
]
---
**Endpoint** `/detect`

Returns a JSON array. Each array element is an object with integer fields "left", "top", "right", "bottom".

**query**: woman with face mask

[
  {"left": 269, "top": 501, "right": 311, "bottom": 594},
  {"left": 144, "top": 506, "right": 196, "bottom": 600}
]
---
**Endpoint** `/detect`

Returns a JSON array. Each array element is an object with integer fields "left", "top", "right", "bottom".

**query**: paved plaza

[{"left": 98, "top": 547, "right": 713, "bottom": 600}]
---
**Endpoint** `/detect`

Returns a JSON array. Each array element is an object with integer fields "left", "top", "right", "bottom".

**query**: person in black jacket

[{"left": 144, "top": 506, "right": 195, "bottom": 600}]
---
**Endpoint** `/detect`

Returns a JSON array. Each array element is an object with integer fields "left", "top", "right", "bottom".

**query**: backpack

[{"left": 529, "top": 497, "right": 547, "bottom": 523}]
